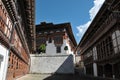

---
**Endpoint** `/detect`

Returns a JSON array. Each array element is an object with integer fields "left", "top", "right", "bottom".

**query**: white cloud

[
  {"left": 76, "top": 0, "right": 105, "bottom": 41},
  {"left": 89, "top": 0, "right": 105, "bottom": 20},
  {"left": 76, "top": 21, "right": 91, "bottom": 37}
]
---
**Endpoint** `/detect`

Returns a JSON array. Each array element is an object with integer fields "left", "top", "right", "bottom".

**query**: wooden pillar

[
  {"left": 9, "top": 52, "right": 12, "bottom": 69},
  {"left": 14, "top": 56, "right": 17, "bottom": 78},
  {"left": 112, "top": 64, "right": 115, "bottom": 79},
  {"left": 84, "top": 66, "right": 86, "bottom": 74},
  {"left": 93, "top": 63, "right": 98, "bottom": 76},
  {"left": 103, "top": 65, "right": 105, "bottom": 78}
]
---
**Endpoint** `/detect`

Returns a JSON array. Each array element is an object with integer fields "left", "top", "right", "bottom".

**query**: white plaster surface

[
  {"left": 93, "top": 63, "right": 98, "bottom": 77},
  {"left": 84, "top": 66, "right": 86, "bottom": 75},
  {"left": 30, "top": 54, "right": 74, "bottom": 74},
  {"left": 45, "top": 40, "right": 74, "bottom": 55},
  {"left": 0, "top": 44, "right": 9, "bottom": 80}
]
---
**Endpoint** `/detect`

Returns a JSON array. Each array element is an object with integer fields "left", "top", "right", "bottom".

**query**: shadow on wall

[
  {"left": 30, "top": 54, "right": 75, "bottom": 74},
  {"left": 43, "top": 54, "right": 118, "bottom": 80},
  {"left": 54, "top": 54, "right": 74, "bottom": 74},
  {"left": 43, "top": 54, "right": 76, "bottom": 80}
]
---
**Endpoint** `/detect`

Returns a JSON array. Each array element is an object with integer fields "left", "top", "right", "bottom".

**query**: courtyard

[{"left": 16, "top": 73, "right": 117, "bottom": 80}]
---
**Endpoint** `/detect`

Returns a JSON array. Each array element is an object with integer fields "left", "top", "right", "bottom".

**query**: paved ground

[
  {"left": 16, "top": 73, "right": 118, "bottom": 80},
  {"left": 16, "top": 74, "right": 51, "bottom": 80}
]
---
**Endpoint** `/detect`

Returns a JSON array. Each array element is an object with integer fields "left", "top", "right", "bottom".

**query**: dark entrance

[
  {"left": 114, "top": 62, "right": 120, "bottom": 79},
  {"left": 85, "top": 64, "right": 93, "bottom": 76},
  {"left": 104, "top": 64, "right": 113, "bottom": 78},
  {"left": 98, "top": 65, "right": 103, "bottom": 77}
]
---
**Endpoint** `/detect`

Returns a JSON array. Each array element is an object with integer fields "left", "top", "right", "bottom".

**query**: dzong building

[
  {"left": 0, "top": 0, "right": 35, "bottom": 80},
  {"left": 76, "top": 0, "right": 120, "bottom": 79}
]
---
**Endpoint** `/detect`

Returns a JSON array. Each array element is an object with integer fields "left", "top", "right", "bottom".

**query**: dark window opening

[
  {"left": 56, "top": 46, "right": 61, "bottom": 53},
  {"left": 54, "top": 36, "right": 63, "bottom": 44},
  {"left": 48, "top": 37, "right": 52, "bottom": 43}
]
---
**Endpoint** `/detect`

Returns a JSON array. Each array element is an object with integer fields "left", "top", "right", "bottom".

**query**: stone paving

[
  {"left": 16, "top": 73, "right": 118, "bottom": 80},
  {"left": 16, "top": 74, "right": 51, "bottom": 80}
]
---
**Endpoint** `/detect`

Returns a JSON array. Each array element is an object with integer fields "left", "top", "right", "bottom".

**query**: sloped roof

[{"left": 36, "top": 22, "right": 77, "bottom": 47}]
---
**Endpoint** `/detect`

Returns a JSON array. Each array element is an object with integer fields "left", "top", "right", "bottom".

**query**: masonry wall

[{"left": 30, "top": 54, "right": 74, "bottom": 74}]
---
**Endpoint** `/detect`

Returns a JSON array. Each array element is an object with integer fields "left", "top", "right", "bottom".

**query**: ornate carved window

[
  {"left": 96, "top": 36, "right": 113, "bottom": 60},
  {"left": 112, "top": 30, "right": 120, "bottom": 54},
  {"left": 93, "top": 47, "right": 97, "bottom": 60},
  {"left": 37, "top": 37, "right": 46, "bottom": 45},
  {"left": 4, "top": 17, "right": 13, "bottom": 39},
  {"left": 54, "top": 36, "right": 63, "bottom": 44},
  {"left": 0, "top": 3, "right": 12, "bottom": 39},
  {"left": 83, "top": 50, "right": 93, "bottom": 60}
]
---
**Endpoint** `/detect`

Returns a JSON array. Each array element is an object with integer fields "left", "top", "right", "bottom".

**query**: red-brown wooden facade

[
  {"left": 77, "top": 0, "right": 120, "bottom": 79},
  {"left": 0, "top": 0, "right": 35, "bottom": 80}
]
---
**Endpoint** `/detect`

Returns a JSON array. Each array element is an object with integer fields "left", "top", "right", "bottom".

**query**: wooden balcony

[
  {"left": 81, "top": 12, "right": 120, "bottom": 55},
  {"left": 84, "top": 56, "right": 93, "bottom": 65}
]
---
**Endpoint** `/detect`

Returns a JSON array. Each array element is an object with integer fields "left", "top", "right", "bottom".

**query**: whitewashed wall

[
  {"left": 46, "top": 39, "right": 73, "bottom": 55},
  {"left": 46, "top": 41, "right": 56, "bottom": 55},
  {"left": 0, "top": 43, "right": 9, "bottom": 80},
  {"left": 30, "top": 54, "right": 74, "bottom": 74}
]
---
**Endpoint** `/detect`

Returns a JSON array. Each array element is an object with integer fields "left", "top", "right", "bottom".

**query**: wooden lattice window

[
  {"left": 112, "top": 30, "right": 120, "bottom": 54},
  {"left": 54, "top": 36, "right": 63, "bottom": 44}
]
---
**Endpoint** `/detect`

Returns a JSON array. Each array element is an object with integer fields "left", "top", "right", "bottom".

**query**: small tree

[
  {"left": 64, "top": 46, "right": 68, "bottom": 54},
  {"left": 39, "top": 44, "right": 46, "bottom": 53}
]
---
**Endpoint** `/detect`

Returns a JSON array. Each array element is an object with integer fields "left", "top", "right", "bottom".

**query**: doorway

[{"left": 104, "top": 64, "right": 113, "bottom": 78}]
